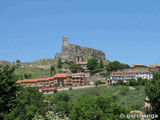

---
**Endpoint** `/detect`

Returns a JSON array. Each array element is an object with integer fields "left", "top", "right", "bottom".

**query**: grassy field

[
  {"left": 45, "top": 86, "right": 146, "bottom": 107},
  {"left": 14, "top": 59, "right": 58, "bottom": 79}
]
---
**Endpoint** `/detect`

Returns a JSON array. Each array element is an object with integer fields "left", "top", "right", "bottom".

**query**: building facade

[
  {"left": 16, "top": 73, "right": 86, "bottom": 93},
  {"left": 108, "top": 71, "right": 153, "bottom": 84}
]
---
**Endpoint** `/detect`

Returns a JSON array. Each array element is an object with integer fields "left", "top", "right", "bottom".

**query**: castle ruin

[{"left": 55, "top": 37, "right": 106, "bottom": 60}]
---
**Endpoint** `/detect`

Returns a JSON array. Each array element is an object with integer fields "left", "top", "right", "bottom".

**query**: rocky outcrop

[{"left": 55, "top": 37, "right": 106, "bottom": 60}]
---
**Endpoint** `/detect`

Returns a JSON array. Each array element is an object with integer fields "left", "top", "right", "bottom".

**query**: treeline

[{"left": 86, "top": 57, "right": 130, "bottom": 74}]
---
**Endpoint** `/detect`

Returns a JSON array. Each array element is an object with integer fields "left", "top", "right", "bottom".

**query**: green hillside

[
  {"left": 14, "top": 58, "right": 74, "bottom": 79},
  {"left": 45, "top": 86, "right": 146, "bottom": 107},
  {"left": 15, "top": 59, "right": 57, "bottom": 79}
]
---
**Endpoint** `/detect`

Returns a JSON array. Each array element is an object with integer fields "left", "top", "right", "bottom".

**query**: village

[{"left": 16, "top": 37, "right": 160, "bottom": 94}]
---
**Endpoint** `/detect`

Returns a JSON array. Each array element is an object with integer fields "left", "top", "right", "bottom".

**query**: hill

[
  {"left": 0, "top": 60, "right": 13, "bottom": 66},
  {"left": 45, "top": 86, "right": 146, "bottom": 107},
  {"left": 14, "top": 58, "right": 71, "bottom": 79}
]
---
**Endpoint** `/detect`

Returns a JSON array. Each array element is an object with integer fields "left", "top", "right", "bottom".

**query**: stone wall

[{"left": 55, "top": 38, "right": 106, "bottom": 60}]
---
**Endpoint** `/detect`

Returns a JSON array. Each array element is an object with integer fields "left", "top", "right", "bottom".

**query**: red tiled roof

[
  {"left": 16, "top": 76, "right": 55, "bottom": 84},
  {"left": 47, "top": 77, "right": 54, "bottom": 80},
  {"left": 41, "top": 87, "right": 55, "bottom": 91},
  {"left": 22, "top": 79, "right": 38, "bottom": 83},
  {"left": 16, "top": 80, "right": 22, "bottom": 83},
  {"left": 148, "top": 64, "right": 160, "bottom": 68},
  {"left": 54, "top": 74, "right": 68, "bottom": 78},
  {"left": 36, "top": 78, "right": 49, "bottom": 81},
  {"left": 112, "top": 71, "right": 150, "bottom": 74}
]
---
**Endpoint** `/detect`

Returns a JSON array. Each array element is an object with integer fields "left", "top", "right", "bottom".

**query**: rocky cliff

[{"left": 55, "top": 37, "right": 106, "bottom": 60}]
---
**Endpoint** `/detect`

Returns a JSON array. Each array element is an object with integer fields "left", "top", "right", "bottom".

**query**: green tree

[
  {"left": 69, "top": 63, "right": 84, "bottom": 73},
  {"left": 145, "top": 72, "right": 160, "bottom": 119},
  {"left": 99, "top": 58, "right": 104, "bottom": 69},
  {"left": 0, "top": 65, "right": 21, "bottom": 120},
  {"left": 137, "top": 78, "right": 147, "bottom": 86},
  {"left": 50, "top": 65, "right": 55, "bottom": 75},
  {"left": 69, "top": 97, "right": 105, "bottom": 120},
  {"left": 16, "top": 59, "right": 21, "bottom": 64},
  {"left": 116, "top": 80, "right": 125, "bottom": 85},
  {"left": 24, "top": 73, "right": 32, "bottom": 79},
  {"left": 87, "top": 57, "right": 98, "bottom": 73},
  {"left": 5, "top": 87, "right": 49, "bottom": 120},
  {"left": 106, "top": 61, "right": 130, "bottom": 72},
  {"left": 69, "top": 96, "right": 130, "bottom": 120},
  {"left": 57, "top": 58, "right": 62, "bottom": 69},
  {"left": 51, "top": 92, "right": 72, "bottom": 118},
  {"left": 129, "top": 79, "right": 138, "bottom": 86}
]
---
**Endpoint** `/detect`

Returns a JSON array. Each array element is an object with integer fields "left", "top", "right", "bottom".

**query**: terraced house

[
  {"left": 16, "top": 73, "right": 86, "bottom": 93},
  {"left": 108, "top": 71, "right": 153, "bottom": 84}
]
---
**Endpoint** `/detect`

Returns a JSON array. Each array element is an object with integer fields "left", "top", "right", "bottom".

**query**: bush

[
  {"left": 116, "top": 80, "right": 125, "bottom": 85},
  {"left": 135, "top": 86, "right": 140, "bottom": 90},
  {"left": 129, "top": 79, "right": 138, "bottom": 86},
  {"left": 94, "top": 80, "right": 105, "bottom": 87},
  {"left": 92, "top": 68, "right": 104, "bottom": 73},
  {"left": 69, "top": 87, "right": 72, "bottom": 90}
]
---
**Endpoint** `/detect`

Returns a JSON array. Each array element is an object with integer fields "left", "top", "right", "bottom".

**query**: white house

[{"left": 108, "top": 71, "right": 153, "bottom": 84}]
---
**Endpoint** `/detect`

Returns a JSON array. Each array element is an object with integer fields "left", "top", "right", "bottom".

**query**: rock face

[{"left": 55, "top": 37, "right": 106, "bottom": 60}]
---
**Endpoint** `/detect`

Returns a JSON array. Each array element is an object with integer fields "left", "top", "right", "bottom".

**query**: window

[{"left": 54, "top": 80, "right": 57, "bottom": 84}]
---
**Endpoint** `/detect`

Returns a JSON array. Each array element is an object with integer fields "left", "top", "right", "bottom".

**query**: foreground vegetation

[{"left": 45, "top": 86, "right": 145, "bottom": 107}]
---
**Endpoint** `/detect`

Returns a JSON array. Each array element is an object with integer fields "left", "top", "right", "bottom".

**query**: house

[
  {"left": 39, "top": 87, "right": 56, "bottom": 94},
  {"left": 53, "top": 74, "right": 68, "bottom": 88},
  {"left": 16, "top": 73, "right": 86, "bottom": 93},
  {"left": 108, "top": 71, "right": 153, "bottom": 84},
  {"left": 66, "top": 73, "right": 85, "bottom": 87}
]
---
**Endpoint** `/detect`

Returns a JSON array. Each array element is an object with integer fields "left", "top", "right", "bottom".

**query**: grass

[
  {"left": 14, "top": 58, "right": 73, "bottom": 79},
  {"left": 15, "top": 59, "right": 56, "bottom": 79},
  {"left": 45, "top": 86, "right": 146, "bottom": 107}
]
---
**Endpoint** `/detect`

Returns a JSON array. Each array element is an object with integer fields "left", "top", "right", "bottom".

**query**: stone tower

[{"left": 62, "top": 37, "right": 69, "bottom": 52}]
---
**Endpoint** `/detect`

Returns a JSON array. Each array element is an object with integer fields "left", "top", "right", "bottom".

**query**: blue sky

[{"left": 0, "top": 0, "right": 160, "bottom": 65}]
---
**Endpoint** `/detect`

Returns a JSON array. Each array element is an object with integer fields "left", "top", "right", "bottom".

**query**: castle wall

[{"left": 55, "top": 38, "right": 106, "bottom": 60}]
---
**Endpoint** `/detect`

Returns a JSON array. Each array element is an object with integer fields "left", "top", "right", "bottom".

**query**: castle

[{"left": 55, "top": 37, "right": 106, "bottom": 60}]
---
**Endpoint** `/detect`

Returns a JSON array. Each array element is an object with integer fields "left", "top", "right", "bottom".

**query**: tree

[
  {"left": 57, "top": 58, "right": 62, "bottom": 69},
  {"left": 69, "top": 63, "right": 84, "bottom": 73},
  {"left": 50, "top": 65, "right": 55, "bottom": 75},
  {"left": 87, "top": 57, "right": 98, "bottom": 73},
  {"left": 145, "top": 72, "right": 160, "bottom": 119},
  {"left": 137, "top": 78, "right": 147, "bottom": 86},
  {"left": 5, "top": 87, "right": 49, "bottom": 120},
  {"left": 69, "top": 97, "right": 105, "bottom": 120},
  {"left": 129, "top": 79, "right": 138, "bottom": 86},
  {"left": 116, "top": 80, "right": 125, "bottom": 85},
  {"left": 50, "top": 92, "right": 72, "bottom": 118},
  {"left": 16, "top": 59, "right": 21, "bottom": 64},
  {"left": 99, "top": 58, "right": 104, "bottom": 69},
  {"left": 106, "top": 61, "right": 130, "bottom": 72},
  {"left": 24, "top": 73, "right": 32, "bottom": 79},
  {"left": 69, "top": 96, "right": 130, "bottom": 120},
  {"left": 0, "top": 65, "right": 21, "bottom": 120}
]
